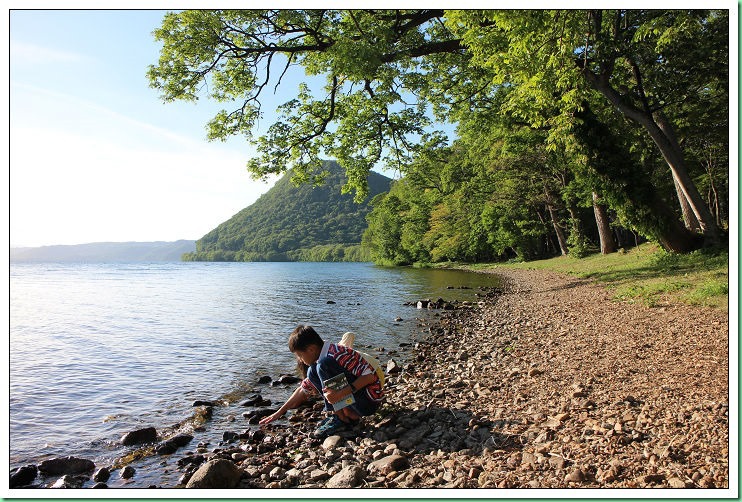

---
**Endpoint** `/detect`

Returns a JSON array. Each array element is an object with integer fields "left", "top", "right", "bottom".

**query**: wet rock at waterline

[
  {"left": 120, "top": 466, "right": 136, "bottom": 479},
  {"left": 120, "top": 427, "right": 158, "bottom": 446},
  {"left": 49, "top": 474, "right": 85, "bottom": 489},
  {"left": 155, "top": 434, "right": 194, "bottom": 455},
  {"left": 241, "top": 393, "right": 271, "bottom": 407},
  {"left": 10, "top": 465, "right": 37, "bottom": 488},
  {"left": 38, "top": 456, "right": 96, "bottom": 476},
  {"left": 93, "top": 467, "right": 110, "bottom": 483}
]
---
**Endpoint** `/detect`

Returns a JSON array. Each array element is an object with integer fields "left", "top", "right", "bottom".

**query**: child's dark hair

[
  {"left": 295, "top": 359, "right": 309, "bottom": 378},
  {"left": 288, "top": 325, "right": 324, "bottom": 353}
]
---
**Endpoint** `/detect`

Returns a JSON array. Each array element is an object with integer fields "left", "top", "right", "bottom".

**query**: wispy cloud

[
  {"left": 11, "top": 40, "right": 88, "bottom": 65},
  {"left": 11, "top": 81, "right": 196, "bottom": 146}
]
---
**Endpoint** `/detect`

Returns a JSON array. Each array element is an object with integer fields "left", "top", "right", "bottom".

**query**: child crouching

[{"left": 259, "top": 325, "right": 384, "bottom": 438}]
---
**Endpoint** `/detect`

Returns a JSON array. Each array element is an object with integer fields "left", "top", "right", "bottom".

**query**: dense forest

[
  {"left": 150, "top": 10, "right": 729, "bottom": 265},
  {"left": 183, "top": 161, "right": 390, "bottom": 261}
]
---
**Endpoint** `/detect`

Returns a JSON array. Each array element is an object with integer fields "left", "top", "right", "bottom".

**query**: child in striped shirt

[{"left": 259, "top": 325, "right": 384, "bottom": 438}]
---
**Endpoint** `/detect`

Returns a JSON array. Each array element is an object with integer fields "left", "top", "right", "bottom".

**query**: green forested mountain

[{"left": 183, "top": 161, "right": 391, "bottom": 262}]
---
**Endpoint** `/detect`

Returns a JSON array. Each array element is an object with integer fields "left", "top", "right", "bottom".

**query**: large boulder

[
  {"left": 185, "top": 459, "right": 242, "bottom": 489},
  {"left": 120, "top": 427, "right": 158, "bottom": 446},
  {"left": 38, "top": 456, "right": 95, "bottom": 476}
]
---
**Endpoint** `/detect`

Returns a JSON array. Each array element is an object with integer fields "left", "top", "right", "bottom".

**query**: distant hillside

[
  {"left": 10, "top": 240, "right": 196, "bottom": 263},
  {"left": 184, "top": 160, "right": 391, "bottom": 262}
]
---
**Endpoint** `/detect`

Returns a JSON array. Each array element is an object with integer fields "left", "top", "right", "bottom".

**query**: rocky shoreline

[{"left": 12, "top": 268, "right": 730, "bottom": 492}]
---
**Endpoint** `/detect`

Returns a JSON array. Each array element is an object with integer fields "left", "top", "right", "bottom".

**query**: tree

[
  {"left": 448, "top": 9, "right": 727, "bottom": 247},
  {"left": 148, "top": 9, "right": 467, "bottom": 201},
  {"left": 149, "top": 9, "right": 728, "bottom": 252}
]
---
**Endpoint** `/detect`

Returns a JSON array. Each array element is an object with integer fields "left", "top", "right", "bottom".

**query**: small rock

[
  {"left": 548, "top": 455, "right": 567, "bottom": 470},
  {"left": 50, "top": 474, "right": 83, "bottom": 489},
  {"left": 121, "top": 466, "right": 136, "bottom": 479},
  {"left": 322, "top": 435, "right": 343, "bottom": 450},
  {"left": 155, "top": 434, "right": 193, "bottom": 455},
  {"left": 257, "top": 375, "right": 272, "bottom": 384},
  {"left": 120, "top": 427, "right": 158, "bottom": 446},
  {"left": 277, "top": 375, "right": 301, "bottom": 385},
  {"left": 269, "top": 466, "right": 286, "bottom": 480},
  {"left": 565, "top": 469, "right": 585, "bottom": 483},
  {"left": 368, "top": 454, "right": 409, "bottom": 476},
  {"left": 241, "top": 393, "right": 272, "bottom": 407},
  {"left": 192, "top": 400, "right": 215, "bottom": 407},
  {"left": 387, "top": 359, "right": 401, "bottom": 375},
  {"left": 327, "top": 465, "right": 365, "bottom": 488},
  {"left": 223, "top": 431, "right": 240, "bottom": 442},
  {"left": 308, "top": 469, "right": 331, "bottom": 482},
  {"left": 93, "top": 467, "right": 111, "bottom": 482}
]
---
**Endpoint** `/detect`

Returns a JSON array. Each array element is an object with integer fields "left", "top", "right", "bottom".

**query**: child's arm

[
  {"left": 259, "top": 385, "right": 308, "bottom": 425},
  {"left": 323, "top": 371, "right": 377, "bottom": 404}
]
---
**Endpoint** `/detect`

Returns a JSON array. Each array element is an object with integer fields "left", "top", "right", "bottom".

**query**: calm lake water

[{"left": 10, "top": 261, "right": 499, "bottom": 486}]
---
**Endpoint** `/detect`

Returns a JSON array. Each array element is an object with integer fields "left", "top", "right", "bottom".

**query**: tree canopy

[{"left": 150, "top": 9, "right": 729, "bottom": 261}]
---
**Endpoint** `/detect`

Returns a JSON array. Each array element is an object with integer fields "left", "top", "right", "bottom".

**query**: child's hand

[
  {"left": 259, "top": 410, "right": 284, "bottom": 425},
  {"left": 323, "top": 387, "right": 348, "bottom": 405}
]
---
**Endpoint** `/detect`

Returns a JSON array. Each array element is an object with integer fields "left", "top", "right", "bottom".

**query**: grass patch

[{"left": 446, "top": 243, "right": 729, "bottom": 311}]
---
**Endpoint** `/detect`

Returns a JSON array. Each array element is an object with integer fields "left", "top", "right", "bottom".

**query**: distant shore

[{"left": 14, "top": 267, "right": 729, "bottom": 491}]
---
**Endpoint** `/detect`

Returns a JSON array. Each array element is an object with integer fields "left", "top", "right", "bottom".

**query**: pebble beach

[{"left": 12, "top": 267, "right": 731, "bottom": 492}]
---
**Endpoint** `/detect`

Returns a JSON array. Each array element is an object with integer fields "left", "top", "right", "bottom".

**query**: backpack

[{"left": 339, "top": 332, "right": 385, "bottom": 387}]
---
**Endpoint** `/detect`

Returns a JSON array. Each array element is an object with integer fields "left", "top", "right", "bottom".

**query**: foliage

[
  {"left": 150, "top": 9, "right": 729, "bottom": 261},
  {"left": 183, "top": 160, "right": 389, "bottom": 262}
]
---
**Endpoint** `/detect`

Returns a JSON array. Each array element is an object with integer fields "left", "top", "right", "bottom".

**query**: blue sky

[
  {"left": 9, "top": 9, "right": 345, "bottom": 247},
  {"left": 8, "top": 5, "right": 736, "bottom": 247}
]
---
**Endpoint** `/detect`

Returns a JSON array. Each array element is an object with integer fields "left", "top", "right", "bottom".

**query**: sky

[
  {"left": 6, "top": 4, "right": 737, "bottom": 247},
  {"left": 8, "top": 9, "right": 320, "bottom": 247}
]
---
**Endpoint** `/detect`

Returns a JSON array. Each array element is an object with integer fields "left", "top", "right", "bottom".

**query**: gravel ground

[{"left": 212, "top": 267, "right": 730, "bottom": 492}]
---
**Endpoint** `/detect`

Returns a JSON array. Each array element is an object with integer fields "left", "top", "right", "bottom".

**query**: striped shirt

[{"left": 301, "top": 342, "right": 383, "bottom": 402}]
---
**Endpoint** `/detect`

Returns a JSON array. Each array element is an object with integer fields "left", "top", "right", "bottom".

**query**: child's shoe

[{"left": 310, "top": 415, "right": 345, "bottom": 439}]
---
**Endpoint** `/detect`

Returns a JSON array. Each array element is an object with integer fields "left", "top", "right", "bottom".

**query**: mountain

[
  {"left": 184, "top": 160, "right": 392, "bottom": 262},
  {"left": 10, "top": 240, "right": 196, "bottom": 263}
]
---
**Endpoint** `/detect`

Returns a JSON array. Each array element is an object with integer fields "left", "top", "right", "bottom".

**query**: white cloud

[{"left": 10, "top": 40, "right": 87, "bottom": 65}]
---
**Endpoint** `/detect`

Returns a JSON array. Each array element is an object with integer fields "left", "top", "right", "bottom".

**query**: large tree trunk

[
  {"left": 592, "top": 191, "right": 617, "bottom": 254},
  {"left": 581, "top": 70, "right": 721, "bottom": 247}
]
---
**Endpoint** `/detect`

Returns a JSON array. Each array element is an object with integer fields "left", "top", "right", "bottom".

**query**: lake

[{"left": 9, "top": 261, "right": 499, "bottom": 487}]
